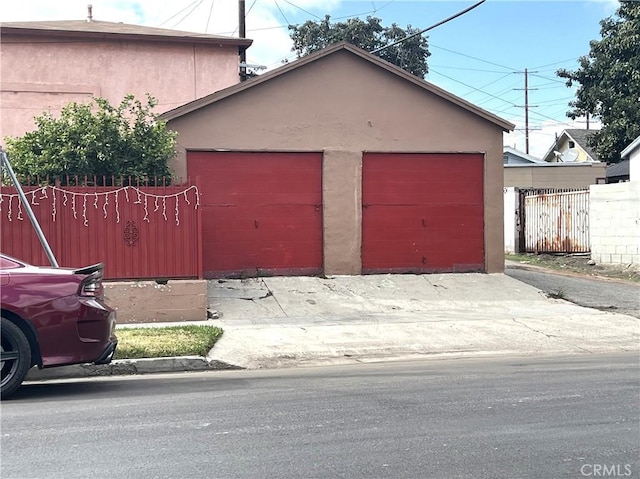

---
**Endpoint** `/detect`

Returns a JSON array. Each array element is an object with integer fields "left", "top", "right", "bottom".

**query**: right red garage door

[{"left": 362, "top": 153, "right": 485, "bottom": 274}]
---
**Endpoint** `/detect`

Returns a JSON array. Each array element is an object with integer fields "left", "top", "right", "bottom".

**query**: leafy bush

[{"left": 5, "top": 94, "right": 177, "bottom": 185}]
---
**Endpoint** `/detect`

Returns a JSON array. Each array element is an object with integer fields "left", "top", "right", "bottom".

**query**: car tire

[{"left": 1, "top": 319, "right": 32, "bottom": 399}]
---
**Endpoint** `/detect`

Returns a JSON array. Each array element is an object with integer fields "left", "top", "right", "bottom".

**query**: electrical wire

[
  {"left": 171, "top": 0, "right": 205, "bottom": 29},
  {"left": 281, "top": 0, "right": 323, "bottom": 20},
  {"left": 429, "top": 69, "right": 520, "bottom": 109},
  {"left": 205, "top": 0, "right": 215, "bottom": 33},
  {"left": 274, "top": 0, "right": 291, "bottom": 26},
  {"left": 158, "top": 0, "right": 201, "bottom": 27},
  {"left": 430, "top": 43, "right": 516, "bottom": 72},
  {"left": 371, "top": 0, "right": 487, "bottom": 54}
]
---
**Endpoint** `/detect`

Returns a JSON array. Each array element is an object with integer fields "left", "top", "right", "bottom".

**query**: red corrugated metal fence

[{"left": 0, "top": 179, "right": 202, "bottom": 280}]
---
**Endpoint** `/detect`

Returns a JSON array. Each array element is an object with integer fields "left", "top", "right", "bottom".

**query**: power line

[
  {"left": 273, "top": 0, "right": 291, "bottom": 26},
  {"left": 529, "top": 73, "right": 567, "bottom": 84},
  {"left": 429, "top": 43, "right": 516, "bottom": 72},
  {"left": 205, "top": 0, "right": 215, "bottom": 33},
  {"left": 428, "top": 69, "right": 519, "bottom": 109},
  {"left": 281, "top": 0, "right": 323, "bottom": 20},
  {"left": 171, "top": 0, "right": 205, "bottom": 29},
  {"left": 158, "top": 1, "right": 202, "bottom": 27},
  {"left": 428, "top": 64, "right": 515, "bottom": 74},
  {"left": 531, "top": 57, "right": 581, "bottom": 70},
  {"left": 371, "top": 0, "right": 487, "bottom": 54},
  {"left": 462, "top": 72, "right": 516, "bottom": 96}
]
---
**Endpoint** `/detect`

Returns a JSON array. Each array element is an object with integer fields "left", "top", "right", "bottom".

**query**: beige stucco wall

[
  {"left": 323, "top": 149, "right": 363, "bottom": 274},
  {"left": 105, "top": 280, "right": 207, "bottom": 323},
  {"left": 1, "top": 36, "right": 240, "bottom": 141},
  {"left": 504, "top": 163, "right": 606, "bottom": 189},
  {"left": 167, "top": 51, "right": 506, "bottom": 274}
]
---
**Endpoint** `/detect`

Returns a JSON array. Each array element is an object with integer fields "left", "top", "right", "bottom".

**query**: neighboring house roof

[
  {"left": 160, "top": 42, "right": 515, "bottom": 132},
  {"left": 503, "top": 146, "right": 544, "bottom": 164},
  {"left": 606, "top": 159, "right": 630, "bottom": 179},
  {"left": 621, "top": 135, "right": 640, "bottom": 159},
  {"left": 0, "top": 20, "right": 252, "bottom": 49},
  {"left": 541, "top": 128, "right": 601, "bottom": 162}
]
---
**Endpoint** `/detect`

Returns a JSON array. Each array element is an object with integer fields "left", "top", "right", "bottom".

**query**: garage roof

[{"left": 160, "top": 42, "right": 514, "bottom": 132}]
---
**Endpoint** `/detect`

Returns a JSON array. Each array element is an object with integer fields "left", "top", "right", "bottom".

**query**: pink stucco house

[{"left": 0, "top": 18, "right": 251, "bottom": 141}]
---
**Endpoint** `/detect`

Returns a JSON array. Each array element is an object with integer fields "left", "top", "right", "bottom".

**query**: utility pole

[
  {"left": 239, "top": 0, "right": 247, "bottom": 81},
  {"left": 514, "top": 69, "right": 538, "bottom": 154}
]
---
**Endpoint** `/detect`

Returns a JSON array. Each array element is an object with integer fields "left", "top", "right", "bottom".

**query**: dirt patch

[{"left": 506, "top": 253, "right": 640, "bottom": 283}]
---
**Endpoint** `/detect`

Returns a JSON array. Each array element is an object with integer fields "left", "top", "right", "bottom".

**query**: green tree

[
  {"left": 4, "top": 94, "right": 178, "bottom": 185},
  {"left": 289, "top": 15, "right": 430, "bottom": 78},
  {"left": 557, "top": 2, "right": 640, "bottom": 164}
]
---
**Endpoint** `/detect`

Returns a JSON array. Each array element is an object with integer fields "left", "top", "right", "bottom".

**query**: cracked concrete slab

[{"left": 206, "top": 273, "right": 640, "bottom": 369}]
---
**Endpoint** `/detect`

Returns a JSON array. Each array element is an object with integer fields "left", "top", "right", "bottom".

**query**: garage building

[{"left": 161, "top": 43, "right": 514, "bottom": 278}]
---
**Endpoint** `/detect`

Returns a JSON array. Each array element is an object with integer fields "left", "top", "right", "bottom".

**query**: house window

[{"left": 568, "top": 141, "right": 575, "bottom": 148}]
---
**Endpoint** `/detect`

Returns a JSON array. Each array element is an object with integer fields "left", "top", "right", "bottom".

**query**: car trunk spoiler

[{"left": 74, "top": 263, "right": 104, "bottom": 275}]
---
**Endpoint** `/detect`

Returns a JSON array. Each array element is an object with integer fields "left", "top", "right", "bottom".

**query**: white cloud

[{"left": 0, "top": 0, "right": 341, "bottom": 70}]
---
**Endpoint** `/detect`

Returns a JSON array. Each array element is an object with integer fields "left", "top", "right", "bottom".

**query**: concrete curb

[{"left": 25, "top": 356, "right": 242, "bottom": 381}]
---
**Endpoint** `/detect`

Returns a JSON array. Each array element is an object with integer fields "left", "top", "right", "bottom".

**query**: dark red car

[{"left": 0, "top": 254, "right": 117, "bottom": 398}]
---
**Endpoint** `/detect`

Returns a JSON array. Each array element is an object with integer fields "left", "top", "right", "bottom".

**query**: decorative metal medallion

[{"left": 124, "top": 220, "right": 139, "bottom": 246}]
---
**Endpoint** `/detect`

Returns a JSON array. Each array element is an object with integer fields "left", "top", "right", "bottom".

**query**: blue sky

[{"left": 1, "top": 0, "right": 621, "bottom": 157}]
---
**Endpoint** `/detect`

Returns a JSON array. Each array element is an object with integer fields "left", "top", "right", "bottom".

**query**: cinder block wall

[{"left": 589, "top": 182, "right": 640, "bottom": 265}]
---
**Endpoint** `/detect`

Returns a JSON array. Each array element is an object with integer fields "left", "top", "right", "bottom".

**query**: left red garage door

[{"left": 187, "top": 151, "right": 323, "bottom": 278}]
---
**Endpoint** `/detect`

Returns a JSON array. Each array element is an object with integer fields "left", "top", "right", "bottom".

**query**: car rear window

[{"left": 0, "top": 257, "right": 22, "bottom": 270}]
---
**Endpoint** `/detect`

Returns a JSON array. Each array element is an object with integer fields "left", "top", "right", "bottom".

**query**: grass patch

[
  {"left": 114, "top": 325, "right": 223, "bottom": 360},
  {"left": 547, "top": 287, "right": 567, "bottom": 300}
]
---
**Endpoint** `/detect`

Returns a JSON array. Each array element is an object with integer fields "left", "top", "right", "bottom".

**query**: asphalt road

[
  {"left": 2, "top": 354, "right": 639, "bottom": 479},
  {"left": 506, "top": 266, "right": 640, "bottom": 318}
]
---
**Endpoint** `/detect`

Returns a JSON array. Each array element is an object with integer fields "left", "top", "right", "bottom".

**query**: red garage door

[
  {"left": 188, "top": 151, "right": 323, "bottom": 278},
  {"left": 362, "top": 153, "right": 484, "bottom": 274}
]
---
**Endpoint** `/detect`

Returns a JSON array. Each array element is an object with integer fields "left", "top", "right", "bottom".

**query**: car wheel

[{"left": 1, "top": 319, "right": 32, "bottom": 399}]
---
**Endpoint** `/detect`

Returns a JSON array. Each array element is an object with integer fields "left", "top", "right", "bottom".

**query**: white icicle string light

[
  {"left": 72, "top": 194, "right": 77, "bottom": 219},
  {"left": 82, "top": 195, "right": 88, "bottom": 226},
  {"left": 0, "top": 185, "right": 200, "bottom": 226},
  {"left": 103, "top": 193, "right": 108, "bottom": 219},
  {"left": 31, "top": 190, "right": 39, "bottom": 206},
  {"left": 115, "top": 190, "right": 120, "bottom": 223},
  {"left": 143, "top": 195, "right": 149, "bottom": 222},
  {"left": 52, "top": 188, "right": 56, "bottom": 222}
]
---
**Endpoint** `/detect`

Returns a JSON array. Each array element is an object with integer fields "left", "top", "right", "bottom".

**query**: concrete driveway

[{"left": 206, "top": 273, "right": 640, "bottom": 369}]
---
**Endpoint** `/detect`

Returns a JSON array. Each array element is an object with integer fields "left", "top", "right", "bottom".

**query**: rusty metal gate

[{"left": 522, "top": 189, "right": 590, "bottom": 253}]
